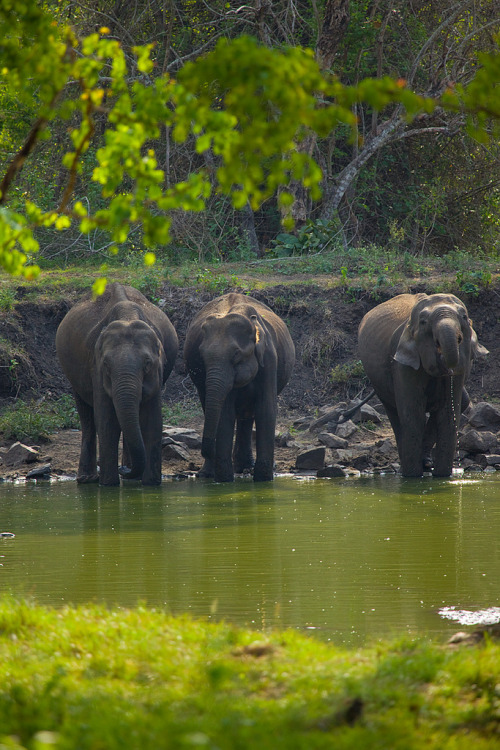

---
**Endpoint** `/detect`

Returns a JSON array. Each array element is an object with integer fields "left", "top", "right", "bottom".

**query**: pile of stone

[
  {"left": 458, "top": 401, "right": 500, "bottom": 471},
  {"left": 289, "top": 399, "right": 500, "bottom": 477},
  {"left": 289, "top": 398, "right": 397, "bottom": 477}
]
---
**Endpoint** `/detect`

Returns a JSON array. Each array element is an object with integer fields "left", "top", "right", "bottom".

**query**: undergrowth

[{"left": 0, "top": 396, "right": 79, "bottom": 443}]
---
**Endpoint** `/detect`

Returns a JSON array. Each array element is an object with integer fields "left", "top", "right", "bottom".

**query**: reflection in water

[{"left": 0, "top": 474, "right": 499, "bottom": 646}]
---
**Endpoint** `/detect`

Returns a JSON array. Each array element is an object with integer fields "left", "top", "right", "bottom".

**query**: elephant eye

[{"left": 144, "top": 358, "right": 153, "bottom": 373}]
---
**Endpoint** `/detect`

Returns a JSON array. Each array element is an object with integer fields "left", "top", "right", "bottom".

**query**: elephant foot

[
  {"left": 119, "top": 466, "right": 145, "bottom": 481},
  {"left": 432, "top": 467, "right": 453, "bottom": 478},
  {"left": 422, "top": 455, "right": 433, "bottom": 471},
  {"left": 77, "top": 473, "right": 99, "bottom": 484},
  {"left": 253, "top": 462, "right": 274, "bottom": 482},
  {"left": 197, "top": 458, "right": 215, "bottom": 478},
  {"left": 214, "top": 473, "right": 235, "bottom": 483},
  {"left": 233, "top": 457, "right": 255, "bottom": 474},
  {"left": 141, "top": 473, "right": 162, "bottom": 486}
]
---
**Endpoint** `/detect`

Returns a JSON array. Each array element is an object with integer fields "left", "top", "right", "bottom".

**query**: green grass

[
  {"left": 3, "top": 241, "right": 499, "bottom": 304},
  {"left": 0, "top": 598, "right": 499, "bottom": 749},
  {"left": 162, "top": 396, "right": 203, "bottom": 426},
  {"left": 0, "top": 396, "right": 79, "bottom": 443}
]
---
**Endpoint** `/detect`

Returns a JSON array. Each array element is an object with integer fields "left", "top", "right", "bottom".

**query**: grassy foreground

[{"left": 0, "top": 600, "right": 499, "bottom": 749}]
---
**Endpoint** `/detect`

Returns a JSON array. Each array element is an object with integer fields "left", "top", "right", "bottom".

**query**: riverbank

[
  {"left": 0, "top": 266, "right": 498, "bottom": 479},
  {"left": 0, "top": 598, "right": 498, "bottom": 749}
]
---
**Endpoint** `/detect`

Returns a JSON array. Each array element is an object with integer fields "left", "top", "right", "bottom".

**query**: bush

[{"left": 0, "top": 396, "right": 79, "bottom": 443}]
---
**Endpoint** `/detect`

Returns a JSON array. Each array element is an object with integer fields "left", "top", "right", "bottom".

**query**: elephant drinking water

[
  {"left": 184, "top": 293, "right": 295, "bottom": 482},
  {"left": 358, "top": 293, "right": 487, "bottom": 477},
  {"left": 56, "top": 283, "right": 178, "bottom": 486}
]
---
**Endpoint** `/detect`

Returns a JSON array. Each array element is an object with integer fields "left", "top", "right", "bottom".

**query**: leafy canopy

[{"left": 0, "top": 4, "right": 499, "bottom": 286}]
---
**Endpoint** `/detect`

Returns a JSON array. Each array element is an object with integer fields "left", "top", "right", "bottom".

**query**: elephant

[
  {"left": 358, "top": 292, "right": 488, "bottom": 478},
  {"left": 56, "top": 283, "right": 178, "bottom": 486},
  {"left": 184, "top": 292, "right": 295, "bottom": 482}
]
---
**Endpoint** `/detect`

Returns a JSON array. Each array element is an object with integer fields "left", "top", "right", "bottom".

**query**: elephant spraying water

[
  {"left": 56, "top": 283, "right": 178, "bottom": 486},
  {"left": 184, "top": 293, "right": 295, "bottom": 482},
  {"left": 358, "top": 293, "right": 487, "bottom": 477}
]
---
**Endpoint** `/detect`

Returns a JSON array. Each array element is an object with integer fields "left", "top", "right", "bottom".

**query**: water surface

[{"left": 1, "top": 473, "right": 499, "bottom": 646}]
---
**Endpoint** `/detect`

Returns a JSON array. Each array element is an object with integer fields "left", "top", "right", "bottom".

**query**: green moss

[{"left": 0, "top": 598, "right": 499, "bottom": 749}]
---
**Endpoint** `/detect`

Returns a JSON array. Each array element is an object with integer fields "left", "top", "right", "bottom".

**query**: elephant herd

[{"left": 55, "top": 282, "right": 487, "bottom": 486}]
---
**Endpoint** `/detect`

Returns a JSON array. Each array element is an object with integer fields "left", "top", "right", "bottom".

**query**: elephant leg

[
  {"left": 422, "top": 414, "right": 437, "bottom": 471},
  {"left": 74, "top": 392, "right": 99, "bottom": 484},
  {"left": 233, "top": 407, "right": 255, "bottom": 473},
  {"left": 214, "top": 395, "right": 236, "bottom": 483},
  {"left": 95, "top": 393, "right": 122, "bottom": 486},
  {"left": 253, "top": 375, "right": 277, "bottom": 482},
  {"left": 394, "top": 382, "right": 427, "bottom": 477},
  {"left": 197, "top": 457, "right": 215, "bottom": 478},
  {"left": 139, "top": 394, "right": 163, "bottom": 486},
  {"left": 381, "top": 401, "right": 402, "bottom": 452},
  {"left": 433, "top": 376, "right": 462, "bottom": 477},
  {"left": 194, "top": 382, "right": 216, "bottom": 478}
]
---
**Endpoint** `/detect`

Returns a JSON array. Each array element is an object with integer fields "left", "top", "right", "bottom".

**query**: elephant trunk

[
  {"left": 435, "top": 318, "right": 461, "bottom": 372},
  {"left": 112, "top": 378, "right": 146, "bottom": 479},
  {"left": 201, "top": 369, "right": 234, "bottom": 461}
]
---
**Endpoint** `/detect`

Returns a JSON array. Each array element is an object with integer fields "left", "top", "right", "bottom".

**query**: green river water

[{"left": 0, "top": 472, "right": 499, "bottom": 646}]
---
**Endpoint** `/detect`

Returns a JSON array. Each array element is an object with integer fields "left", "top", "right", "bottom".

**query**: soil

[{"left": 1, "top": 279, "right": 499, "bottom": 480}]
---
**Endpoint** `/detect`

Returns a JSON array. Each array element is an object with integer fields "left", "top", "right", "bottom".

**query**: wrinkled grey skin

[
  {"left": 184, "top": 293, "right": 295, "bottom": 482},
  {"left": 56, "top": 283, "right": 178, "bottom": 486},
  {"left": 358, "top": 293, "right": 487, "bottom": 478}
]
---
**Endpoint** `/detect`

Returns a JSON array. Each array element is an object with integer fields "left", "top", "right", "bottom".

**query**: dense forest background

[{"left": 1, "top": 1, "right": 499, "bottom": 268}]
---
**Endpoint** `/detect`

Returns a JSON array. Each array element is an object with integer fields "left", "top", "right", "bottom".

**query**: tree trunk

[{"left": 278, "top": 0, "right": 351, "bottom": 230}]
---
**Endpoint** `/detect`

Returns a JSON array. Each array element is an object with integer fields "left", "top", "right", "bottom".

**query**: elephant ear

[
  {"left": 470, "top": 321, "right": 489, "bottom": 358},
  {"left": 394, "top": 324, "right": 421, "bottom": 370},
  {"left": 251, "top": 314, "right": 267, "bottom": 367}
]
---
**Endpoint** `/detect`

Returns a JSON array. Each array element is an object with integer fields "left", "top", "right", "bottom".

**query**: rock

[
  {"left": 26, "top": 464, "right": 52, "bottom": 479},
  {"left": 459, "top": 429, "right": 497, "bottom": 454},
  {"left": 463, "top": 462, "right": 486, "bottom": 473},
  {"left": 351, "top": 454, "right": 371, "bottom": 471},
  {"left": 485, "top": 454, "right": 500, "bottom": 466},
  {"left": 376, "top": 438, "right": 397, "bottom": 456},
  {"left": 317, "top": 432, "right": 349, "bottom": 449},
  {"left": 334, "top": 448, "right": 357, "bottom": 463},
  {"left": 335, "top": 420, "right": 358, "bottom": 439},
  {"left": 162, "top": 441, "right": 190, "bottom": 461},
  {"left": 317, "top": 465, "right": 347, "bottom": 478},
  {"left": 293, "top": 416, "right": 313, "bottom": 431},
  {"left": 470, "top": 453, "right": 488, "bottom": 469},
  {"left": 295, "top": 446, "right": 326, "bottom": 470},
  {"left": 3, "top": 442, "right": 39, "bottom": 467},
  {"left": 318, "top": 402, "right": 347, "bottom": 415},
  {"left": 162, "top": 426, "right": 202, "bottom": 449},
  {"left": 467, "top": 401, "right": 500, "bottom": 431},
  {"left": 276, "top": 430, "right": 294, "bottom": 447},
  {"left": 350, "top": 403, "right": 382, "bottom": 424}
]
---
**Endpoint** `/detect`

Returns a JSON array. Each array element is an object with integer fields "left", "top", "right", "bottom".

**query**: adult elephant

[
  {"left": 56, "top": 283, "right": 178, "bottom": 486},
  {"left": 184, "top": 292, "right": 295, "bottom": 482},
  {"left": 358, "top": 293, "right": 487, "bottom": 477}
]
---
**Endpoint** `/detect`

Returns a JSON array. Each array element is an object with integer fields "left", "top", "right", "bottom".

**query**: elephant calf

[
  {"left": 56, "top": 283, "right": 178, "bottom": 486},
  {"left": 358, "top": 292, "right": 487, "bottom": 478},
  {"left": 184, "top": 292, "right": 295, "bottom": 482}
]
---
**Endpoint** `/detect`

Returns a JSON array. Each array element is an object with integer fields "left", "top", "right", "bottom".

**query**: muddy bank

[{"left": 0, "top": 280, "right": 497, "bottom": 480}]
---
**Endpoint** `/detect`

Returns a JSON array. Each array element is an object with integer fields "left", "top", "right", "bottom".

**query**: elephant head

[
  {"left": 95, "top": 319, "right": 166, "bottom": 479},
  {"left": 198, "top": 310, "right": 268, "bottom": 462},
  {"left": 393, "top": 294, "right": 486, "bottom": 376}
]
